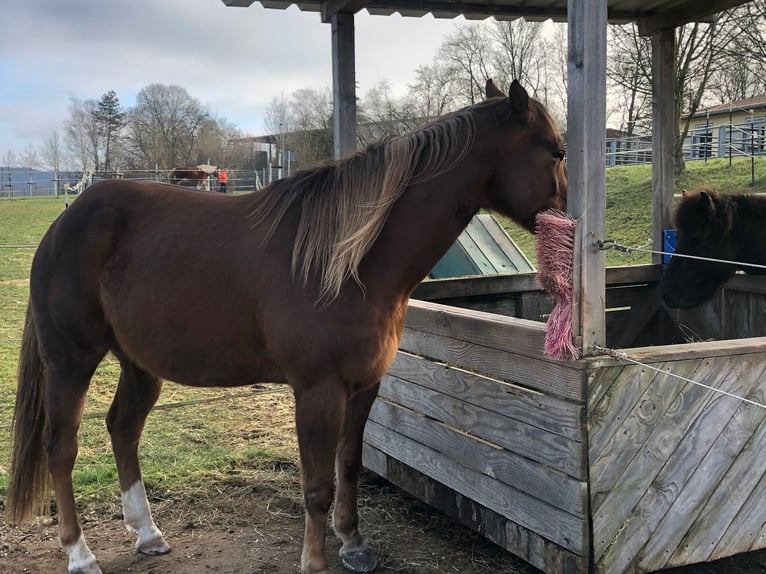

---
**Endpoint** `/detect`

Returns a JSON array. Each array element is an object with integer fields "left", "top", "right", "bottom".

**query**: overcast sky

[{"left": 1, "top": 0, "right": 464, "bottom": 163}]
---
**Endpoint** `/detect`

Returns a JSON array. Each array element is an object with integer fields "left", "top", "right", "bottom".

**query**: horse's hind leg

[
  {"left": 333, "top": 383, "right": 379, "bottom": 573},
  {"left": 106, "top": 359, "right": 170, "bottom": 555},
  {"left": 294, "top": 381, "right": 347, "bottom": 574},
  {"left": 45, "top": 353, "right": 107, "bottom": 574}
]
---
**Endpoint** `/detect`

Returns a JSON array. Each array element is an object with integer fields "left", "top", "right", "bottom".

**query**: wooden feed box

[{"left": 363, "top": 264, "right": 766, "bottom": 573}]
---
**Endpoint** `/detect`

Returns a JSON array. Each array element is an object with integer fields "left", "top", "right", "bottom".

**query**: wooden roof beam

[
  {"left": 322, "top": 0, "right": 369, "bottom": 22},
  {"left": 637, "top": 0, "right": 750, "bottom": 34}
]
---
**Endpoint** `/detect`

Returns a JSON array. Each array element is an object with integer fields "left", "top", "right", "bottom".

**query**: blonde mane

[{"left": 250, "top": 102, "right": 498, "bottom": 304}]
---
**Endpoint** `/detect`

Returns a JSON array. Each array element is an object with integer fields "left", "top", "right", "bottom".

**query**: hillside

[{"left": 501, "top": 156, "right": 766, "bottom": 267}]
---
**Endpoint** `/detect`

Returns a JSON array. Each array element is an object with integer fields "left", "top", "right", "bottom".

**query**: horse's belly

[{"left": 101, "top": 285, "right": 284, "bottom": 387}]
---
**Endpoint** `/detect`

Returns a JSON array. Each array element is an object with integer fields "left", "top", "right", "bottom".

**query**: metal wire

[
  {"left": 593, "top": 344, "right": 766, "bottom": 410},
  {"left": 596, "top": 239, "right": 766, "bottom": 271}
]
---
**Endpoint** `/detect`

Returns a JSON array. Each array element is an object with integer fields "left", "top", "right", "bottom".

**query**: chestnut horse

[
  {"left": 661, "top": 188, "right": 766, "bottom": 309},
  {"left": 7, "top": 80, "right": 566, "bottom": 574},
  {"left": 169, "top": 166, "right": 214, "bottom": 190}
]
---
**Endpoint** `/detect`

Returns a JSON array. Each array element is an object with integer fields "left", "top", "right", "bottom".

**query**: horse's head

[
  {"left": 661, "top": 188, "right": 736, "bottom": 309},
  {"left": 483, "top": 79, "right": 567, "bottom": 232}
]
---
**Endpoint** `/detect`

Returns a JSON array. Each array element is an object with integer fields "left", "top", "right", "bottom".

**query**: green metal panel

[{"left": 428, "top": 214, "right": 535, "bottom": 279}]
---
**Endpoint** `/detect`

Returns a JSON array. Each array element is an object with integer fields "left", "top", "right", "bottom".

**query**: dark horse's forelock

[{"left": 249, "top": 104, "right": 495, "bottom": 304}]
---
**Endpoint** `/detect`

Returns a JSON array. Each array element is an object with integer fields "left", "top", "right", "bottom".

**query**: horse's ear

[
  {"left": 508, "top": 80, "right": 529, "bottom": 117},
  {"left": 485, "top": 79, "right": 507, "bottom": 99},
  {"left": 699, "top": 189, "right": 716, "bottom": 212}
]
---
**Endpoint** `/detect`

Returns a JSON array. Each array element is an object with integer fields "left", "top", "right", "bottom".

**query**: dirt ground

[{"left": 4, "top": 466, "right": 766, "bottom": 574}]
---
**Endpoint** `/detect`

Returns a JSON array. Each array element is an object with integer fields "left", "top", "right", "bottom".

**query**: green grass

[{"left": 1, "top": 156, "right": 765, "bottom": 510}]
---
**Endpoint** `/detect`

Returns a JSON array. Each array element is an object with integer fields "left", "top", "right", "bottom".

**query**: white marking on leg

[
  {"left": 121, "top": 480, "right": 167, "bottom": 552},
  {"left": 62, "top": 532, "right": 101, "bottom": 573}
]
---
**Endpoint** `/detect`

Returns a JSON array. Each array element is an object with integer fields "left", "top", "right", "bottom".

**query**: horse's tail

[{"left": 6, "top": 301, "right": 51, "bottom": 524}]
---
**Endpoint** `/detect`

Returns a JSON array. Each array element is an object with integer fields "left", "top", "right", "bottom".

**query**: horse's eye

[{"left": 553, "top": 150, "right": 566, "bottom": 161}]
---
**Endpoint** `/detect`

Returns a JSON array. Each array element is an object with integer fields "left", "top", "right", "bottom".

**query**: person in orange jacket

[{"left": 218, "top": 168, "right": 228, "bottom": 193}]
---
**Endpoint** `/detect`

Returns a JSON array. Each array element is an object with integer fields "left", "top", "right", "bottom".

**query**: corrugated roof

[
  {"left": 222, "top": 0, "right": 753, "bottom": 33},
  {"left": 428, "top": 214, "right": 535, "bottom": 279},
  {"left": 688, "top": 94, "right": 766, "bottom": 118}
]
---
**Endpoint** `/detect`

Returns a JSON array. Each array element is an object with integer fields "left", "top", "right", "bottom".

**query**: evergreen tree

[{"left": 94, "top": 90, "right": 126, "bottom": 173}]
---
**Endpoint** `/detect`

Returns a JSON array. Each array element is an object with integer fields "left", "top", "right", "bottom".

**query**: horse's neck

[{"left": 362, "top": 147, "right": 493, "bottom": 300}]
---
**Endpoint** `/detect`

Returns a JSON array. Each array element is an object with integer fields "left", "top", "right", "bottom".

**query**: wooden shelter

[{"left": 222, "top": 1, "right": 764, "bottom": 572}]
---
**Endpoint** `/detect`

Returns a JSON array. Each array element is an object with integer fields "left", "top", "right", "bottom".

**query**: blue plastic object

[{"left": 663, "top": 229, "right": 677, "bottom": 264}]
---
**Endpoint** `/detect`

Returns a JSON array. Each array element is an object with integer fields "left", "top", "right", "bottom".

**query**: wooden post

[
  {"left": 651, "top": 29, "right": 676, "bottom": 265},
  {"left": 331, "top": 12, "right": 357, "bottom": 160},
  {"left": 567, "top": 0, "right": 607, "bottom": 355}
]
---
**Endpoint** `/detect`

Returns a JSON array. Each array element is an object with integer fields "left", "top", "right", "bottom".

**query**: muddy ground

[{"left": 4, "top": 466, "right": 766, "bottom": 574}]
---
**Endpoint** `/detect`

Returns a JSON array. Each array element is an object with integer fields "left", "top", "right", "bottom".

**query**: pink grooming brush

[{"left": 535, "top": 210, "right": 579, "bottom": 360}]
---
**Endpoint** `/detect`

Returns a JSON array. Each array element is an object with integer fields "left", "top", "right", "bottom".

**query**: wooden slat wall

[
  {"left": 363, "top": 299, "right": 589, "bottom": 572},
  {"left": 588, "top": 346, "right": 766, "bottom": 573}
]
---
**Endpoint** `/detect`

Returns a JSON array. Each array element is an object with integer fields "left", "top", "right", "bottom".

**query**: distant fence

[
  {"left": 606, "top": 118, "right": 766, "bottom": 167},
  {"left": 0, "top": 168, "right": 276, "bottom": 199}
]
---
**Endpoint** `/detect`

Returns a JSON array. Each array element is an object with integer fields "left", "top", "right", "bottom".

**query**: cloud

[{"left": 0, "top": 0, "right": 462, "bottom": 157}]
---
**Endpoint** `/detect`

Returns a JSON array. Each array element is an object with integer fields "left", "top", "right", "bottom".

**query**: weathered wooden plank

[
  {"left": 379, "top": 373, "right": 585, "bottom": 479},
  {"left": 722, "top": 291, "right": 766, "bottom": 339},
  {"left": 412, "top": 273, "right": 541, "bottom": 300},
  {"left": 412, "top": 265, "right": 662, "bottom": 304},
  {"left": 629, "top": 360, "right": 766, "bottom": 572},
  {"left": 588, "top": 359, "right": 704, "bottom": 466},
  {"left": 593, "top": 356, "right": 755, "bottom": 571},
  {"left": 587, "top": 337, "right": 766, "bottom": 368},
  {"left": 604, "top": 284, "right": 658, "bottom": 309},
  {"left": 363, "top": 419, "right": 588, "bottom": 554},
  {"left": 567, "top": 0, "right": 607, "bottom": 354},
  {"left": 721, "top": 466, "right": 766, "bottom": 556},
  {"left": 368, "top": 398, "right": 587, "bottom": 516},
  {"left": 400, "top": 328, "right": 586, "bottom": 401},
  {"left": 667, "top": 388, "right": 766, "bottom": 566},
  {"left": 425, "top": 295, "right": 522, "bottom": 318},
  {"left": 592, "top": 356, "right": 734, "bottom": 556},
  {"left": 724, "top": 273, "right": 766, "bottom": 295},
  {"left": 330, "top": 12, "right": 356, "bottom": 159},
  {"left": 605, "top": 264, "right": 663, "bottom": 285},
  {"left": 608, "top": 285, "right": 662, "bottom": 349},
  {"left": 650, "top": 27, "right": 675, "bottom": 262},
  {"left": 389, "top": 351, "right": 584, "bottom": 441},
  {"left": 362, "top": 444, "right": 589, "bottom": 574},
  {"left": 405, "top": 298, "right": 549, "bottom": 359}
]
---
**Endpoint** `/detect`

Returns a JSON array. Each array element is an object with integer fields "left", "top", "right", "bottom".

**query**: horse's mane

[
  {"left": 249, "top": 99, "right": 504, "bottom": 304},
  {"left": 677, "top": 187, "right": 753, "bottom": 233}
]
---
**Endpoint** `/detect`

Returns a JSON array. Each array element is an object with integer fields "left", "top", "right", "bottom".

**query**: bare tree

[
  {"left": 607, "top": 25, "right": 653, "bottom": 135},
  {"left": 706, "top": 1, "right": 766, "bottom": 103},
  {"left": 438, "top": 23, "right": 495, "bottom": 106},
  {"left": 124, "top": 84, "right": 210, "bottom": 169},
  {"left": 358, "top": 81, "right": 414, "bottom": 146},
  {"left": 606, "top": 18, "right": 732, "bottom": 172},
  {"left": 288, "top": 87, "right": 334, "bottom": 169},
  {"left": 40, "top": 131, "right": 64, "bottom": 173},
  {"left": 264, "top": 93, "right": 291, "bottom": 136},
  {"left": 64, "top": 97, "right": 99, "bottom": 172},
  {"left": 490, "top": 19, "right": 550, "bottom": 97},
  {"left": 404, "top": 62, "right": 460, "bottom": 120}
]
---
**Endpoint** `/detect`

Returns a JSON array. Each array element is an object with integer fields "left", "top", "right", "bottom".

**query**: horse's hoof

[
  {"left": 340, "top": 548, "right": 378, "bottom": 572},
  {"left": 137, "top": 535, "right": 171, "bottom": 556}
]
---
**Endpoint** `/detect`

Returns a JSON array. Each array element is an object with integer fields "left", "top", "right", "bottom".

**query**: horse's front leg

[
  {"left": 294, "top": 380, "right": 347, "bottom": 574},
  {"left": 333, "top": 383, "right": 380, "bottom": 573}
]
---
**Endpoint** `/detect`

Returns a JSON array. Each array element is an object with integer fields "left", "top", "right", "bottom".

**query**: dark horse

[
  {"left": 169, "top": 166, "right": 214, "bottom": 190},
  {"left": 662, "top": 187, "right": 766, "bottom": 309},
  {"left": 7, "top": 80, "right": 566, "bottom": 574}
]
